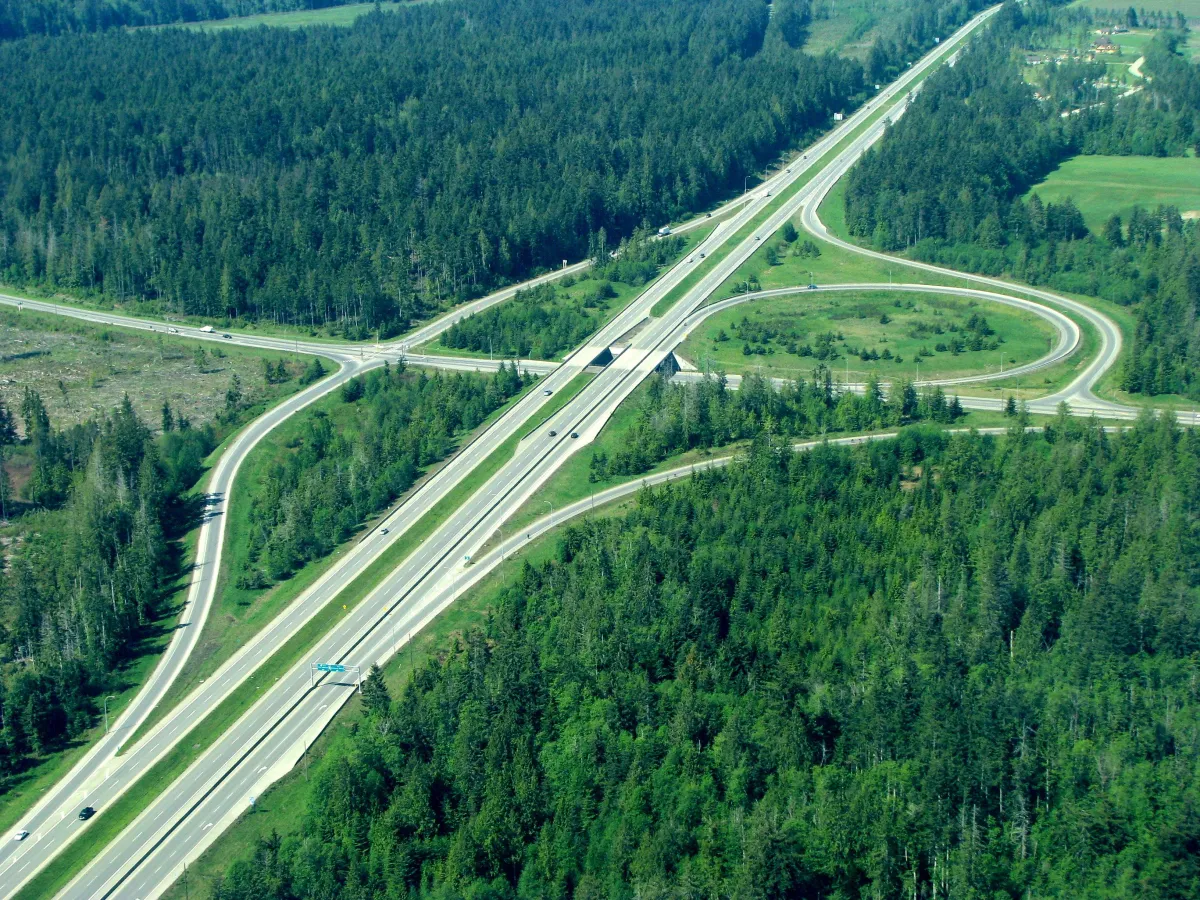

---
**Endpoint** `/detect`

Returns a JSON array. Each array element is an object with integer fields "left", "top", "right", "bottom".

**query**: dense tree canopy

[
  {"left": 843, "top": 2, "right": 1200, "bottom": 397},
  {"left": 588, "top": 371, "right": 964, "bottom": 482},
  {"left": 213, "top": 417, "right": 1200, "bottom": 899},
  {"left": 0, "top": 393, "right": 217, "bottom": 778},
  {"left": 0, "top": 0, "right": 989, "bottom": 336}
]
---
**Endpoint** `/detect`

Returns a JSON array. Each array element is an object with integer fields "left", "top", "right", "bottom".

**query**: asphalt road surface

[{"left": 44, "top": 10, "right": 1011, "bottom": 899}]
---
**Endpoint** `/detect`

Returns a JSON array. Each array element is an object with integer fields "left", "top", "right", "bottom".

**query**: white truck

[
  {"left": 657, "top": 226, "right": 672, "bottom": 236},
  {"left": 199, "top": 325, "right": 214, "bottom": 333}
]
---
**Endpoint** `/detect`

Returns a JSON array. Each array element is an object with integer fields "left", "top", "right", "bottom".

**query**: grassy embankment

[{"left": 127, "top": 367, "right": 594, "bottom": 744}]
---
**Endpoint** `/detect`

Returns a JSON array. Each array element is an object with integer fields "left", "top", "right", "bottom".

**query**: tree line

[
  {"left": 211, "top": 415, "right": 1200, "bottom": 899},
  {"left": 843, "top": 1, "right": 1200, "bottom": 397},
  {"left": 588, "top": 371, "right": 965, "bottom": 481},
  {"left": 0, "top": 0, "right": 990, "bottom": 337}
]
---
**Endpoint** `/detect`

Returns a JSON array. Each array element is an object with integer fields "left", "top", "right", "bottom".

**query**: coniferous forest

[
  {"left": 843, "top": 1, "right": 1200, "bottom": 398},
  {"left": 0, "top": 361, "right": 528, "bottom": 786},
  {"left": 0, "top": 0, "right": 988, "bottom": 336},
  {"left": 212, "top": 418, "right": 1200, "bottom": 899},
  {"left": 0, "top": 392, "right": 218, "bottom": 778}
]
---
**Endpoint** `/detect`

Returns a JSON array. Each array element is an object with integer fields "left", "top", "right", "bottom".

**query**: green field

[
  {"left": 803, "top": 0, "right": 908, "bottom": 60},
  {"left": 1069, "top": 0, "right": 1200, "bottom": 19},
  {"left": 1024, "top": 155, "right": 1200, "bottom": 233},
  {"left": 165, "top": 1, "right": 419, "bottom": 31},
  {"left": 678, "top": 289, "right": 1056, "bottom": 383}
]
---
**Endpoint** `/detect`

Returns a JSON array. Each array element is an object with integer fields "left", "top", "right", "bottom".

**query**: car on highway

[
  {"left": 78, "top": 807, "right": 95, "bottom": 821},
  {"left": 548, "top": 430, "right": 558, "bottom": 437},
  {"left": 12, "top": 830, "right": 29, "bottom": 842},
  {"left": 570, "top": 432, "right": 579, "bottom": 438},
  {"left": 223, "top": 333, "right": 232, "bottom": 339},
  {"left": 699, "top": 252, "right": 705, "bottom": 258},
  {"left": 167, "top": 327, "right": 179, "bottom": 334},
  {"left": 543, "top": 388, "right": 552, "bottom": 396},
  {"left": 380, "top": 528, "right": 389, "bottom": 535},
  {"left": 705, "top": 212, "right": 712, "bottom": 218},
  {"left": 687, "top": 257, "right": 694, "bottom": 263}
]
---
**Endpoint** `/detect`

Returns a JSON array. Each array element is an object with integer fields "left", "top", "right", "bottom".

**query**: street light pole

[
  {"left": 543, "top": 500, "right": 553, "bottom": 525},
  {"left": 103, "top": 695, "right": 117, "bottom": 735}
]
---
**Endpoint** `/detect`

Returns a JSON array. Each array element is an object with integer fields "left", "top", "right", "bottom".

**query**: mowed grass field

[
  {"left": 677, "top": 290, "right": 1056, "bottom": 383},
  {"left": 1070, "top": 0, "right": 1200, "bottom": 18},
  {"left": 1025, "top": 156, "right": 1200, "bottom": 233},
  {"left": 165, "top": 1, "right": 412, "bottom": 31}
]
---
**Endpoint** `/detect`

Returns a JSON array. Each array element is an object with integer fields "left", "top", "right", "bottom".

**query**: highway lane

[
  {"left": 0, "top": 176, "right": 752, "bottom": 898},
  {"left": 52, "top": 10, "right": 1008, "bottom": 898},
  {"left": 0, "top": 173, "right": 742, "bottom": 894},
  {"left": 0, "top": 347, "right": 372, "bottom": 880}
]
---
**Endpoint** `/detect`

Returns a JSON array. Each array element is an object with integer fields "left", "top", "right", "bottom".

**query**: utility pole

[
  {"left": 543, "top": 500, "right": 553, "bottom": 525},
  {"left": 103, "top": 695, "right": 117, "bottom": 735}
]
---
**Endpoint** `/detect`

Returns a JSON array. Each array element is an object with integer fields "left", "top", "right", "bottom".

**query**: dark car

[
  {"left": 570, "top": 432, "right": 579, "bottom": 438},
  {"left": 223, "top": 333, "right": 232, "bottom": 339},
  {"left": 78, "top": 807, "right": 95, "bottom": 821},
  {"left": 548, "top": 430, "right": 558, "bottom": 437}
]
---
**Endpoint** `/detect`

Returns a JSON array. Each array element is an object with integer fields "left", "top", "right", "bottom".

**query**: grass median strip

[{"left": 521, "top": 372, "right": 595, "bottom": 438}]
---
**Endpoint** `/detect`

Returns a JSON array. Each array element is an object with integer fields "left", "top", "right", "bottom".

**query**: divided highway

[
  {"left": 16, "top": 5, "right": 1182, "bottom": 897},
  {"left": 36, "top": 9, "right": 1011, "bottom": 899}
]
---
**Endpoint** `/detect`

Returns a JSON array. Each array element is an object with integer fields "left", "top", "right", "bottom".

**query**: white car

[
  {"left": 542, "top": 388, "right": 553, "bottom": 396},
  {"left": 13, "top": 830, "right": 29, "bottom": 842}
]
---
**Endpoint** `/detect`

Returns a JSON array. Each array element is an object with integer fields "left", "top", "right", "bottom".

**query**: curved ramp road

[
  {"left": 34, "top": 10, "right": 1011, "bottom": 898},
  {"left": 795, "top": 83, "right": 1158, "bottom": 422},
  {"left": 0, "top": 347, "right": 370, "bottom": 881},
  {"left": 673, "top": 282, "right": 1081, "bottom": 387}
]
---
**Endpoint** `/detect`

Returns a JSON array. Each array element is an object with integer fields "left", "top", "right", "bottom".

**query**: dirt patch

[{"left": 0, "top": 308, "right": 309, "bottom": 434}]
